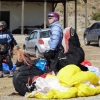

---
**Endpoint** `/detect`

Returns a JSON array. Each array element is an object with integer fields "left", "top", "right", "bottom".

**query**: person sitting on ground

[{"left": 0, "top": 21, "right": 20, "bottom": 78}]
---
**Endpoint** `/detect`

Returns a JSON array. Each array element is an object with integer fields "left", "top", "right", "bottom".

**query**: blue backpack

[
  {"left": 35, "top": 59, "right": 47, "bottom": 72},
  {"left": 2, "top": 63, "right": 16, "bottom": 73}
]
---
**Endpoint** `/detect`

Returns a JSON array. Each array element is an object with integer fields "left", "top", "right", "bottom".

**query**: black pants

[
  {"left": 49, "top": 53, "right": 59, "bottom": 73},
  {"left": 44, "top": 50, "right": 62, "bottom": 73},
  {"left": 0, "top": 55, "right": 13, "bottom": 71}
]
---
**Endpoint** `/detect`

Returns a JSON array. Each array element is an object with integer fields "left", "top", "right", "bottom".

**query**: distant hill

[{"left": 55, "top": 0, "right": 100, "bottom": 35}]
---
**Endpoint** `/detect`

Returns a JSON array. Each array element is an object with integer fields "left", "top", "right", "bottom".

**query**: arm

[
  {"left": 8, "top": 31, "right": 18, "bottom": 46},
  {"left": 8, "top": 30, "right": 20, "bottom": 49},
  {"left": 12, "top": 37, "right": 18, "bottom": 46}
]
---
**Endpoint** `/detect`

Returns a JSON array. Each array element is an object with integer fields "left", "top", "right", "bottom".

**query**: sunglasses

[
  {"left": 48, "top": 17, "right": 53, "bottom": 19},
  {"left": 48, "top": 13, "right": 54, "bottom": 17}
]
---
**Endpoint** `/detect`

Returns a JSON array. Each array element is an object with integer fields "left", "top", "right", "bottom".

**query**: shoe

[
  {"left": 0, "top": 71, "right": 3, "bottom": 78},
  {"left": 8, "top": 70, "right": 13, "bottom": 77}
]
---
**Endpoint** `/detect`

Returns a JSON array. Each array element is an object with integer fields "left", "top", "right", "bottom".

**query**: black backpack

[{"left": 13, "top": 59, "right": 45, "bottom": 96}]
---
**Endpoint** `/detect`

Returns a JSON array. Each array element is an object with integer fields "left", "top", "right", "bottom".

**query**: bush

[{"left": 91, "top": 12, "right": 100, "bottom": 21}]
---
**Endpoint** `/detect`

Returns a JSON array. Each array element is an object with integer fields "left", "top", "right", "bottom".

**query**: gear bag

[
  {"left": 13, "top": 59, "right": 45, "bottom": 96},
  {"left": 58, "top": 27, "right": 88, "bottom": 71}
]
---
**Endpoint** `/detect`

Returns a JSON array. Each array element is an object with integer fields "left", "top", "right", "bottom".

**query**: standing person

[
  {"left": 1, "top": 21, "right": 20, "bottom": 53},
  {"left": 0, "top": 21, "right": 20, "bottom": 78},
  {"left": 44, "top": 12, "right": 64, "bottom": 73}
]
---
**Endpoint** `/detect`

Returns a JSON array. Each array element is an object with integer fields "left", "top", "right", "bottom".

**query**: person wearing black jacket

[{"left": 0, "top": 21, "right": 20, "bottom": 78}]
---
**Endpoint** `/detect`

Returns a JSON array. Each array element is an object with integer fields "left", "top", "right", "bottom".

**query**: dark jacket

[{"left": 0, "top": 28, "right": 18, "bottom": 46}]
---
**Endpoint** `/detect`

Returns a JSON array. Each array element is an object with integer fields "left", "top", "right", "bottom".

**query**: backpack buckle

[{"left": 26, "top": 82, "right": 36, "bottom": 92}]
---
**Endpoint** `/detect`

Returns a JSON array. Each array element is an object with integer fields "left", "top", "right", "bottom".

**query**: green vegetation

[{"left": 91, "top": 12, "right": 100, "bottom": 21}]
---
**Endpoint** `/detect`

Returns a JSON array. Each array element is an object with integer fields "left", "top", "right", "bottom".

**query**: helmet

[
  {"left": 0, "top": 21, "right": 7, "bottom": 28},
  {"left": 48, "top": 12, "right": 59, "bottom": 21}
]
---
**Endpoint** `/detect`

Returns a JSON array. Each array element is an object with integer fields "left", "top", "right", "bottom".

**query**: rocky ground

[{"left": 1, "top": 35, "right": 100, "bottom": 100}]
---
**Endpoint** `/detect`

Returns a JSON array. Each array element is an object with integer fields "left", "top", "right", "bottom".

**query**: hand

[
  {"left": 44, "top": 50, "right": 54, "bottom": 60},
  {"left": 16, "top": 45, "right": 20, "bottom": 50},
  {"left": 44, "top": 50, "right": 54, "bottom": 55}
]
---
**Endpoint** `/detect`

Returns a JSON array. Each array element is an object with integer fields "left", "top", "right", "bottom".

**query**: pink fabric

[{"left": 64, "top": 28, "right": 70, "bottom": 52}]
